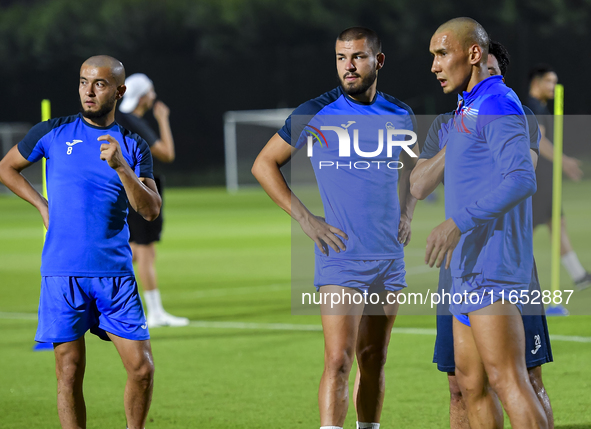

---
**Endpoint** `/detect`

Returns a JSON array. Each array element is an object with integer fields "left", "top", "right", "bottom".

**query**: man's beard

[
  {"left": 79, "top": 96, "right": 116, "bottom": 120},
  {"left": 339, "top": 69, "right": 377, "bottom": 97}
]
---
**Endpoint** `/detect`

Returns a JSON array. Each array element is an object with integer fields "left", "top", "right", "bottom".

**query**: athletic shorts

[
  {"left": 433, "top": 261, "right": 553, "bottom": 372},
  {"left": 314, "top": 255, "right": 407, "bottom": 293},
  {"left": 35, "top": 276, "right": 150, "bottom": 343},
  {"left": 449, "top": 273, "right": 528, "bottom": 317},
  {"left": 128, "top": 176, "right": 163, "bottom": 245}
]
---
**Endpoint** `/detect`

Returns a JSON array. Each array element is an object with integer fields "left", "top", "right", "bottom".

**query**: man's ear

[
  {"left": 376, "top": 52, "right": 385, "bottom": 70},
  {"left": 116, "top": 84, "right": 126, "bottom": 100},
  {"left": 468, "top": 44, "right": 483, "bottom": 65}
]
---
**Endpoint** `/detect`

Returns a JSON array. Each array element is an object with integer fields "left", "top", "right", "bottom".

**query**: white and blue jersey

[
  {"left": 443, "top": 75, "right": 537, "bottom": 284},
  {"left": 18, "top": 113, "right": 153, "bottom": 277},
  {"left": 279, "top": 86, "right": 416, "bottom": 261}
]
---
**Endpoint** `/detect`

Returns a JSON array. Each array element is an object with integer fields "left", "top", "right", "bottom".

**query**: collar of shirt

[{"left": 456, "top": 75, "right": 504, "bottom": 112}]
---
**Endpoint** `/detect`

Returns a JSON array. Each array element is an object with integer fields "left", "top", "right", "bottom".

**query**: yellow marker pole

[
  {"left": 550, "top": 85, "right": 564, "bottom": 299},
  {"left": 41, "top": 100, "right": 51, "bottom": 237},
  {"left": 33, "top": 100, "right": 55, "bottom": 352}
]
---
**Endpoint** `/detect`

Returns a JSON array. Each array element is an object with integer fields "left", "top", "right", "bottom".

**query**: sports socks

[
  {"left": 561, "top": 251, "right": 586, "bottom": 281},
  {"left": 357, "top": 423, "right": 380, "bottom": 429},
  {"left": 144, "top": 289, "right": 165, "bottom": 315},
  {"left": 320, "top": 426, "right": 343, "bottom": 429}
]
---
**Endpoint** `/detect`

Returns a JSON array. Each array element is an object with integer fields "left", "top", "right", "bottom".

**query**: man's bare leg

[
  {"left": 353, "top": 291, "right": 398, "bottom": 424},
  {"left": 131, "top": 242, "right": 188, "bottom": 326},
  {"left": 319, "top": 285, "right": 364, "bottom": 427},
  {"left": 107, "top": 333, "right": 155, "bottom": 429},
  {"left": 447, "top": 365, "right": 553, "bottom": 429},
  {"left": 131, "top": 243, "right": 157, "bottom": 291},
  {"left": 469, "top": 302, "right": 548, "bottom": 429},
  {"left": 54, "top": 337, "right": 87, "bottom": 429},
  {"left": 453, "top": 319, "right": 503, "bottom": 429},
  {"left": 529, "top": 366, "right": 554, "bottom": 429},
  {"left": 546, "top": 217, "right": 590, "bottom": 287},
  {"left": 447, "top": 373, "right": 470, "bottom": 429},
  {"left": 546, "top": 216, "right": 574, "bottom": 256}
]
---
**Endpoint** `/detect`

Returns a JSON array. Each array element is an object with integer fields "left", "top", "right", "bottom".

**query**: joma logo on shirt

[{"left": 65, "top": 140, "right": 83, "bottom": 155}]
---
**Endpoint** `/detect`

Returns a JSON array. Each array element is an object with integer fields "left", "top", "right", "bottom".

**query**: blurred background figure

[
  {"left": 526, "top": 65, "right": 591, "bottom": 290},
  {"left": 117, "top": 73, "right": 189, "bottom": 327}
]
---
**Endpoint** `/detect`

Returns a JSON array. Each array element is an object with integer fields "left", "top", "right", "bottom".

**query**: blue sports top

[
  {"left": 440, "top": 76, "right": 537, "bottom": 282},
  {"left": 420, "top": 105, "right": 541, "bottom": 159},
  {"left": 278, "top": 86, "right": 416, "bottom": 259},
  {"left": 18, "top": 113, "right": 153, "bottom": 277}
]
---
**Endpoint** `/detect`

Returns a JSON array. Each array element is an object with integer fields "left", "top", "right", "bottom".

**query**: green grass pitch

[{"left": 0, "top": 182, "right": 590, "bottom": 428}]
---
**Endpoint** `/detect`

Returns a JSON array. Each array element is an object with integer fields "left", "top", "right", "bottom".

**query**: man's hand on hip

[{"left": 299, "top": 214, "right": 348, "bottom": 256}]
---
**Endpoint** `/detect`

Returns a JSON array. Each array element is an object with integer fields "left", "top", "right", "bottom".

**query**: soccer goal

[{"left": 223, "top": 108, "right": 294, "bottom": 192}]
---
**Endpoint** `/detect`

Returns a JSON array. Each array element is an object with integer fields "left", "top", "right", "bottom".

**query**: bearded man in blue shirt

[{"left": 253, "top": 27, "right": 418, "bottom": 429}]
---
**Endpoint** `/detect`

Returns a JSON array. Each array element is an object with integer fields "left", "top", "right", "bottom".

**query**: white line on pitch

[
  {"left": 180, "top": 266, "right": 436, "bottom": 299},
  {"left": 177, "top": 266, "right": 436, "bottom": 300},
  {"left": 0, "top": 312, "right": 37, "bottom": 320},
  {"left": 1, "top": 312, "right": 590, "bottom": 343}
]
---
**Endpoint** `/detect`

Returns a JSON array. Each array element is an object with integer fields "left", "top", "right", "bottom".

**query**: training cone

[
  {"left": 32, "top": 343, "right": 53, "bottom": 351},
  {"left": 546, "top": 304, "right": 569, "bottom": 317}
]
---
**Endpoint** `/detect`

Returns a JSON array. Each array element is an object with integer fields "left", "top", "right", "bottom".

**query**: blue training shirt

[
  {"left": 442, "top": 76, "right": 537, "bottom": 282},
  {"left": 420, "top": 106, "right": 541, "bottom": 160},
  {"left": 18, "top": 113, "right": 153, "bottom": 277},
  {"left": 278, "top": 86, "right": 416, "bottom": 259}
]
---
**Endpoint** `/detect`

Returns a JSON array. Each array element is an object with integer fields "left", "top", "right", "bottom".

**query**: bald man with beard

[
  {"left": 425, "top": 18, "right": 548, "bottom": 428},
  {"left": 0, "top": 55, "right": 161, "bottom": 429}
]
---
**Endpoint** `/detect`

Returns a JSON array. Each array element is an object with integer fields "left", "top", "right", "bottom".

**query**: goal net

[{"left": 223, "top": 108, "right": 294, "bottom": 192}]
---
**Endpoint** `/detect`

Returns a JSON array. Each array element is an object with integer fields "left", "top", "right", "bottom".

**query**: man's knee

[
  {"left": 54, "top": 346, "right": 85, "bottom": 386},
  {"left": 448, "top": 373, "right": 463, "bottom": 404},
  {"left": 485, "top": 362, "right": 526, "bottom": 397},
  {"left": 325, "top": 348, "right": 355, "bottom": 377},
  {"left": 128, "top": 358, "right": 155, "bottom": 386},
  {"left": 357, "top": 343, "right": 387, "bottom": 374},
  {"left": 528, "top": 366, "right": 545, "bottom": 396},
  {"left": 135, "top": 244, "right": 156, "bottom": 264},
  {"left": 455, "top": 366, "right": 488, "bottom": 399}
]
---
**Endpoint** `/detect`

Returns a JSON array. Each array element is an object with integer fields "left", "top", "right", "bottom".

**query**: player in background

[
  {"left": 0, "top": 56, "right": 160, "bottom": 429},
  {"left": 252, "top": 27, "right": 418, "bottom": 429},
  {"left": 426, "top": 18, "right": 548, "bottom": 428},
  {"left": 526, "top": 65, "right": 590, "bottom": 290},
  {"left": 411, "top": 40, "right": 554, "bottom": 429},
  {"left": 116, "top": 73, "right": 189, "bottom": 327}
]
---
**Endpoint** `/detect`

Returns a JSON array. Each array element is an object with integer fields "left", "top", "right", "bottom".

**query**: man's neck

[
  {"left": 347, "top": 82, "right": 377, "bottom": 104},
  {"left": 84, "top": 111, "right": 115, "bottom": 128},
  {"left": 464, "top": 65, "right": 491, "bottom": 94},
  {"left": 529, "top": 88, "right": 547, "bottom": 106},
  {"left": 132, "top": 105, "right": 147, "bottom": 118}
]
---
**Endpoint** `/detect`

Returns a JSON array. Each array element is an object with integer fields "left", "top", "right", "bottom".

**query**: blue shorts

[
  {"left": 35, "top": 276, "right": 150, "bottom": 343},
  {"left": 433, "top": 261, "right": 553, "bottom": 372},
  {"left": 449, "top": 273, "right": 528, "bottom": 317},
  {"left": 314, "top": 256, "right": 407, "bottom": 293}
]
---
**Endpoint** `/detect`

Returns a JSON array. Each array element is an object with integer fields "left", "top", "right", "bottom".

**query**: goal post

[{"left": 223, "top": 108, "right": 294, "bottom": 193}]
